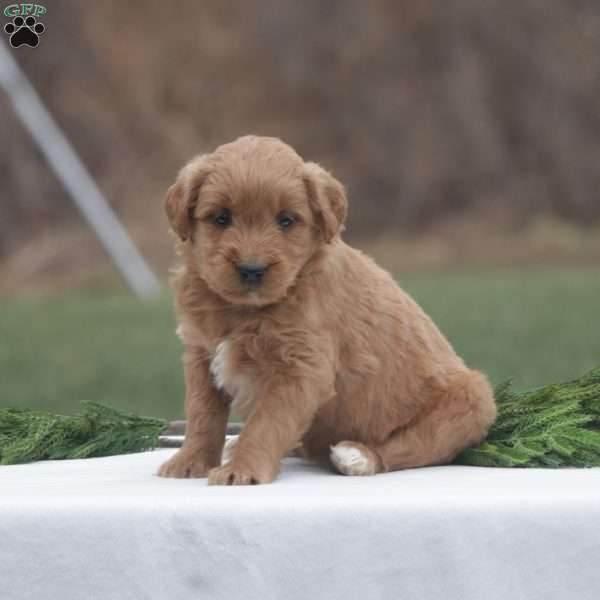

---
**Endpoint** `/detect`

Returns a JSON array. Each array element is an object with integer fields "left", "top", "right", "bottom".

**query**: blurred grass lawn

[{"left": 1, "top": 268, "right": 599, "bottom": 421}]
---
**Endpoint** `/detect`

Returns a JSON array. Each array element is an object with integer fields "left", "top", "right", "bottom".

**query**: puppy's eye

[
  {"left": 213, "top": 209, "right": 232, "bottom": 228},
  {"left": 277, "top": 213, "right": 295, "bottom": 231}
]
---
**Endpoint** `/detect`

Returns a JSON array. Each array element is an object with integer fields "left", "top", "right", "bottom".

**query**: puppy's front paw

[
  {"left": 207, "top": 462, "right": 276, "bottom": 486},
  {"left": 157, "top": 449, "right": 213, "bottom": 478}
]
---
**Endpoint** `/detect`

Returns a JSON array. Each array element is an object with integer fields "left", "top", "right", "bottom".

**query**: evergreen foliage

[
  {"left": 1, "top": 367, "right": 599, "bottom": 467},
  {"left": 0, "top": 402, "right": 167, "bottom": 465},
  {"left": 455, "top": 366, "right": 600, "bottom": 467}
]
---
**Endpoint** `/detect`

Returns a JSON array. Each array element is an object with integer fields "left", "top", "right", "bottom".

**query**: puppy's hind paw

[{"left": 330, "top": 441, "right": 382, "bottom": 476}]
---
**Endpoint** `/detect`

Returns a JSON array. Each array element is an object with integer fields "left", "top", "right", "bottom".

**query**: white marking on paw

[
  {"left": 221, "top": 435, "right": 238, "bottom": 465},
  {"left": 330, "top": 443, "right": 375, "bottom": 476},
  {"left": 210, "top": 341, "right": 230, "bottom": 391}
]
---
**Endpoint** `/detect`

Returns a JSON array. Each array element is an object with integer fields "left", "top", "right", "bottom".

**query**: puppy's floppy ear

[
  {"left": 165, "top": 154, "right": 212, "bottom": 241},
  {"left": 303, "top": 162, "right": 348, "bottom": 243}
]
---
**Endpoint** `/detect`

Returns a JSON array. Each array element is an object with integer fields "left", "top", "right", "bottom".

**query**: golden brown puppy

[{"left": 158, "top": 135, "right": 496, "bottom": 485}]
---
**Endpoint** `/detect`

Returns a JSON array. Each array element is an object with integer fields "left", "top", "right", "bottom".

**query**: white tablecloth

[{"left": 1, "top": 448, "right": 599, "bottom": 600}]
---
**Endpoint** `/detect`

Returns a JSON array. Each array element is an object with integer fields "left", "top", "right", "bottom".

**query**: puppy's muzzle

[{"left": 237, "top": 262, "right": 267, "bottom": 285}]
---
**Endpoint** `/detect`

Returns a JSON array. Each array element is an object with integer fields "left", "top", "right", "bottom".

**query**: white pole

[{"left": 0, "top": 41, "right": 160, "bottom": 299}]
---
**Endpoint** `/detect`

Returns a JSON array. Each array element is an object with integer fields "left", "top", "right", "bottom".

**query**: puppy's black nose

[{"left": 237, "top": 263, "right": 266, "bottom": 284}]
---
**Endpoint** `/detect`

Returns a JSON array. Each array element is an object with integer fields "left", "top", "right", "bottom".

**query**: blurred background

[{"left": 1, "top": 0, "right": 599, "bottom": 420}]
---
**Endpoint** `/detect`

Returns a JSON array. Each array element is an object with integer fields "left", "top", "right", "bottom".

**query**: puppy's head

[{"left": 166, "top": 136, "right": 347, "bottom": 306}]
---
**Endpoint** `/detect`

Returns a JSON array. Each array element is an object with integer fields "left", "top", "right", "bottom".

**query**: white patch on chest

[
  {"left": 210, "top": 340, "right": 251, "bottom": 414},
  {"left": 210, "top": 340, "right": 230, "bottom": 391}
]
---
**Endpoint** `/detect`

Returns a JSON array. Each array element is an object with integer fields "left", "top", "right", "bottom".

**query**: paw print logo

[{"left": 4, "top": 15, "right": 45, "bottom": 48}]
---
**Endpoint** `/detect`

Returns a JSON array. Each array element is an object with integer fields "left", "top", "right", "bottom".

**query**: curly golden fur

[{"left": 157, "top": 135, "right": 497, "bottom": 485}]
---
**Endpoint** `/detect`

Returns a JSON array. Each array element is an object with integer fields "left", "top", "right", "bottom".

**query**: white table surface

[{"left": 1, "top": 448, "right": 600, "bottom": 600}]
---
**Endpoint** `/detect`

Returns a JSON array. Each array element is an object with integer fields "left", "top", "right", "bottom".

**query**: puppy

[{"left": 158, "top": 135, "right": 496, "bottom": 485}]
